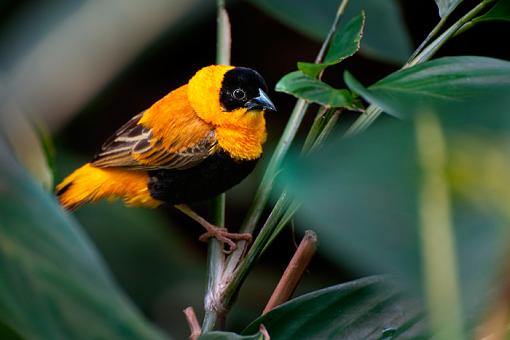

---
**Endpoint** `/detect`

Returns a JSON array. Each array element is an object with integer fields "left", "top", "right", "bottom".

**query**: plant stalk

[
  {"left": 416, "top": 113, "right": 464, "bottom": 340},
  {"left": 202, "top": 0, "right": 231, "bottom": 332},
  {"left": 239, "top": 0, "right": 350, "bottom": 235},
  {"left": 216, "top": 2, "right": 351, "bottom": 316}
]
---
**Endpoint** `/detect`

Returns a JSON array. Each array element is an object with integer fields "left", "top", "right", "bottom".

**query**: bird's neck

[{"left": 215, "top": 113, "right": 266, "bottom": 161}]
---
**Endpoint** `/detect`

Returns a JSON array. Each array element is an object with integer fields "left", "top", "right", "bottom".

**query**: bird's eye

[{"left": 232, "top": 88, "right": 246, "bottom": 100}]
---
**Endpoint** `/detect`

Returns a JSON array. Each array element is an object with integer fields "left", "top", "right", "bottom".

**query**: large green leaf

[
  {"left": 0, "top": 139, "right": 166, "bottom": 339},
  {"left": 276, "top": 71, "right": 362, "bottom": 110},
  {"left": 242, "top": 277, "right": 425, "bottom": 339},
  {"left": 473, "top": 0, "right": 510, "bottom": 23},
  {"left": 298, "top": 12, "right": 365, "bottom": 78},
  {"left": 280, "top": 118, "right": 510, "bottom": 334},
  {"left": 249, "top": 0, "right": 412, "bottom": 64},
  {"left": 345, "top": 56, "right": 510, "bottom": 125},
  {"left": 434, "top": 0, "right": 464, "bottom": 18}
]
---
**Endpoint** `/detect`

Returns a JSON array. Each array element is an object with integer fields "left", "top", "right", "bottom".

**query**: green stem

[
  {"left": 345, "top": 0, "right": 496, "bottom": 137},
  {"left": 222, "top": 104, "right": 343, "bottom": 310},
  {"left": 239, "top": 0, "right": 349, "bottom": 234},
  {"left": 239, "top": 98, "right": 309, "bottom": 234},
  {"left": 220, "top": 0, "right": 351, "bottom": 315},
  {"left": 202, "top": 0, "right": 231, "bottom": 331},
  {"left": 302, "top": 106, "right": 329, "bottom": 153},
  {"left": 416, "top": 113, "right": 464, "bottom": 340}
]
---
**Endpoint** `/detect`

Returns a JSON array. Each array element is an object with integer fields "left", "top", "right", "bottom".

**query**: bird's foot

[{"left": 199, "top": 224, "right": 252, "bottom": 254}]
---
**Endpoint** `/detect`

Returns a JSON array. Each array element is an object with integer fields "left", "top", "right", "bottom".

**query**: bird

[{"left": 56, "top": 65, "right": 276, "bottom": 252}]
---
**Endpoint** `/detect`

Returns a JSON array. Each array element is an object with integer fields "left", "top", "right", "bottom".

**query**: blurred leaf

[
  {"left": 434, "top": 0, "right": 464, "bottom": 18},
  {"left": 473, "top": 0, "right": 510, "bottom": 23},
  {"left": 199, "top": 331, "right": 263, "bottom": 340},
  {"left": 344, "top": 56, "right": 510, "bottom": 124},
  {"left": 280, "top": 119, "right": 510, "bottom": 332},
  {"left": 276, "top": 71, "right": 362, "bottom": 110},
  {"left": 0, "top": 108, "right": 53, "bottom": 191},
  {"left": 298, "top": 12, "right": 365, "bottom": 78},
  {"left": 0, "top": 320, "right": 23, "bottom": 340},
  {"left": 249, "top": 0, "right": 412, "bottom": 64},
  {"left": 243, "top": 276, "right": 425, "bottom": 339},
  {"left": 0, "top": 140, "right": 166, "bottom": 339}
]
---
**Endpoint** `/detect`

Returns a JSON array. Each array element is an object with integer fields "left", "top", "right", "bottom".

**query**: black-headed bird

[{"left": 56, "top": 65, "right": 276, "bottom": 251}]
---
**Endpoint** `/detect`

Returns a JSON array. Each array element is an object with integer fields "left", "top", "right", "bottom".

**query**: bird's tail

[{"left": 56, "top": 163, "right": 161, "bottom": 210}]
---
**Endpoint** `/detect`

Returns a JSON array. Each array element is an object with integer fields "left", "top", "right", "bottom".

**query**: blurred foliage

[
  {"left": 0, "top": 108, "right": 53, "bottom": 191},
  {"left": 0, "top": 139, "right": 165, "bottom": 339}
]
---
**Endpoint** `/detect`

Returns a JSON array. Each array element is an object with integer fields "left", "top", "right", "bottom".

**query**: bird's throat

[{"left": 215, "top": 113, "right": 266, "bottom": 161}]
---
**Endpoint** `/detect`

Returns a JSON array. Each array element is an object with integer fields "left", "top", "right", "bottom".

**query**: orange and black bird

[{"left": 56, "top": 65, "right": 276, "bottom": 251}]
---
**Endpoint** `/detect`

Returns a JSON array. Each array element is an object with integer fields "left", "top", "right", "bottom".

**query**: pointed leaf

[
  {"left": 298, "top": 12, "right": 365, "bottom": 78},
  {"left": 276, "top": 71, "right": 362, "bottom": 110},
  {"left": 344, "top": 56, "right": 510, "bottom": 125},
  {"left": 0, "top": 140, "right": 166, "bottom": 339},
  {"left": 243, "top": 277, "right": 425, "bottom": 339}
]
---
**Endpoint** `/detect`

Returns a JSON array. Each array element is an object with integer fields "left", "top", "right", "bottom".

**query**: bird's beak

[{"left": 245, "top": 89, "right": 276, "bottom": 112}]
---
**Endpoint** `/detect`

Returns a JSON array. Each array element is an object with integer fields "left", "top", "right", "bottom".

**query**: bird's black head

[{"left": 220, "top": 67, "right": 276, "bottom": 113}]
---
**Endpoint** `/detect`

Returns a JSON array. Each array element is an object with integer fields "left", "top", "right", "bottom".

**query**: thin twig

[
  {"left": 184, "top": 307, "right": 202, "bottom": 340},
  {"left": 262, "top": 230, "right": 317, "bottom": 314}
]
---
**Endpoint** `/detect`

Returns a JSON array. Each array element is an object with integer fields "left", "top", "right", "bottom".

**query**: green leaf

[
  {"left": 280, "top": 118, "right": 510, "bottom": 333},
  {"left": 298, "top": 12, "right": 365, "bottom": 78},
  {"left": 0, "top": 141, "right": 166, "bottom": 339},
  {"left": 473, "top": 0, "right": 510, "bottom": 23},
  {"left": 434, "top": 0, "right": 464, "bottom": 18},
  {"left": 199, "top": 331, "right": 263, "bottom": 340},
  {"left": 248, "top": 0, "right": 412, "bottom": 64},
  {"left": 344, "top": 56, "right": 510, "bottom": 124},
  {"left": 276, "top": 71, "right": 362, "bottom": 110},
  {"left": 242, "top": 277, "right": 425, "bottom": 339}
]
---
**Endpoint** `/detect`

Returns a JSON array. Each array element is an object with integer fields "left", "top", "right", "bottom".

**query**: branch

[
  {"left": 202, "top": 0, "right": 231, "bottom": 332},
  {"left": 184, "top": 307, "right": 202, "bottom": 340},
  {"left": 262, "top": 230, "right": 317, "bottom": 314}
]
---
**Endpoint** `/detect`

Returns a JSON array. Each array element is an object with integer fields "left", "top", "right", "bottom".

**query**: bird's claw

[{"left": 199, "top": 227, "right": 252, "bottom": 254}]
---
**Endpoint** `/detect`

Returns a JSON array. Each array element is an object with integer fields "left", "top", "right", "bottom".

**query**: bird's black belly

[{"left": 147, "top": 151, "right": 258, "bottom": 204}]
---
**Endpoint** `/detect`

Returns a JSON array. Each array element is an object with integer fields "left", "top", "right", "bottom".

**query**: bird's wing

[{"left": 91, "top": 86, "right": 218, "bottom": 170}]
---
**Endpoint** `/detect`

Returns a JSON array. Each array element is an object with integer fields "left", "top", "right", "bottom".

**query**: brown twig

[
  {"left": 184, "top": 306, "right": 202, "bottom": 340},
  {"left": 262, "top": 230, "right": 317, "bottom": 314}
]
